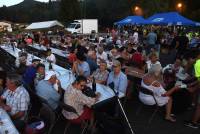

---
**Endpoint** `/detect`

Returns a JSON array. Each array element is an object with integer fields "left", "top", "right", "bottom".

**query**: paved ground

[{"left": 51, "top": 95, "right": 200, "bottom": 134}]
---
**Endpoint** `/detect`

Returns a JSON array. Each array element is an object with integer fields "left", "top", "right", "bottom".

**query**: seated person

[
  {"left": 0, "top": 74, "right": 30, "bottom": 131},
  {"left": 139, "top": 65, "right": 180, "bottom": 122},
  {"left": 130, "top": 46, "right": 145, "bottom": 68},
  {"left": 86, "top": 50, "right": 98, "bottom": 74},
  {"left": 16, "top": 52, "right": 28, "bottom": 75},
  {"left": 72, "top": 52, "right": 90, "bottom": 77},
  {"left": 36, "top": 71, "right": 61, "bottom": 110},
  {"left": 0, "top": 68, "right": 6, "bottom": 95},
  {"left": 34, "top": 63, "right": 45, "bottom": 87},
  {"left": 46, "top": 48, "right": 56, "bottom": 64},
  {"left": 107, "top": 60, "right": 128, "bottom": 94},
  {"left": 97, "top": 47, "right": 108, "bottom": 63},
  {"left": 68, "top": 47, "right": 77, "bottom": 65},
  {"left": 109, "top": 48, "right": 120, "bottom": 60},
  {"left": 119, "top": 46, "right": 130, "bottom": 62},
  {"left": 146, "top": 52, "right": 162, "bottom": 72},
  {"left": 90, "top": 61, "right": 109, "bottom": 85},
  {"left": 62, "top": 75, "right": 100, "bottom": 123},
  {"left": 23, "top": 59, "right": 41, "bottom": 88},
  {"left": 163, "top": 68, "right": 192, "bottom": 114},
  {"left": 163, "top": 57, "right": 189, "bottom": 81}
]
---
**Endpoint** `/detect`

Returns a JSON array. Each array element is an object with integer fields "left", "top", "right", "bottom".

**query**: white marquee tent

[{"left": 25, "top": 20, "right": 64, "bottom": 30}]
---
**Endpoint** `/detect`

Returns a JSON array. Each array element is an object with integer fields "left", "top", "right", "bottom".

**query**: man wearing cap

[
  {"left": 35, "top": 71, "right": 61, "bottom": 110},
  {"left": 107, "top": 60, "right": 128, "bottom": 94},
  {"left": 23, "top": 59, "right": 40, "bottom": 88}
]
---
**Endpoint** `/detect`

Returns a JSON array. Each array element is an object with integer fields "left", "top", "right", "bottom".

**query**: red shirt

[
  {"left": 68, "top": 53, "right": 77, "bottom": 64},
  {"left": 131, "top": 52, "right": 143, "bottom": 65}
]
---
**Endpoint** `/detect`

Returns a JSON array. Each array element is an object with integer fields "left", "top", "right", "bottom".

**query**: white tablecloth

[
  {"left": 30, "top": 44, "right": 69, "bottom": 58},
  {"left": 0, "top": 108, "right": 19, "bottom": 134},
  {"left": 0, "top": 45, "right": 125, "bottom": 104}
]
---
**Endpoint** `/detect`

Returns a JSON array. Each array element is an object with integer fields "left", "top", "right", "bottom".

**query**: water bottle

[{"left": 92, "top": 77, "right": 96, "bottom": 92}]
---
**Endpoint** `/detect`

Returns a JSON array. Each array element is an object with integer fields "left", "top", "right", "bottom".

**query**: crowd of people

[{"left": 0, "top": 26, "right": 200, "bottom": 133}]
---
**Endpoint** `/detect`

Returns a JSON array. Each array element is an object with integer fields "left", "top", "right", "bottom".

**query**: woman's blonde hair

[{"left": 148, "top": 52, "right": 158, "bottom": 59}]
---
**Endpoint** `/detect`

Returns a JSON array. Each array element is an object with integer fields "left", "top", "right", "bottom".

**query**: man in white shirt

[
  {"left": 46, "top": 49, "right": 56, "bottom": 64},
  {"left": 96, "top": 47, "right": 108, "bottom": 64},
  {"left": 133, "top": 31, "right": 139, "bottom": 45}
]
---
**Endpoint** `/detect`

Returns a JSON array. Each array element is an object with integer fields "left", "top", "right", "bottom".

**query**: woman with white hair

[{"left": 139, "top": 64, "right": 180, "bottom": 122}]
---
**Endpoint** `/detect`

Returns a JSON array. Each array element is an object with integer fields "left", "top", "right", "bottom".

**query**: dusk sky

[{"left": 0, "top": 0, "right": 49, "bottom": 7}]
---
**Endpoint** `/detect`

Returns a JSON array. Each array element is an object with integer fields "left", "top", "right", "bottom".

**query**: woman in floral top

[{"left": 90, "top": 61, "right": 109, "bottom": 85}]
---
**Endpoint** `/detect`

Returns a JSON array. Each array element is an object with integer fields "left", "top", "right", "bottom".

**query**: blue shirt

[
  {"left": 78, "top": 61, "right": 90, "bottom": 77},
  {"left": 147, "top": 32, "right": 157, "bottom": 45},
  {"left": 86, "top": 57, "right": 98, "bottom": 74},
  {"left": 107, "top": 71, "right": 128, "bottom": 94},
  {"left": 23, "top": 65, "right": 37, "bottom": 85},
  {"left": 36, "top": 80, "right": 60, "bottom": 110}
]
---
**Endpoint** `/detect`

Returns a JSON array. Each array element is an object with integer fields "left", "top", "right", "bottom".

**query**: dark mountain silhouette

[{"left": 0, "top": 0, "right": 60, "bottom": 23}]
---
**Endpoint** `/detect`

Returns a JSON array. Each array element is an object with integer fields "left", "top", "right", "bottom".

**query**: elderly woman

[
  {"left": 90, "top": 61, "right": 109, "bottom": 85},
  {"left": 146, "top": 52, "right": 162, "bottom": 72},
  {"left": 139, "top": 64, "right": 180, "bottom": 122}
]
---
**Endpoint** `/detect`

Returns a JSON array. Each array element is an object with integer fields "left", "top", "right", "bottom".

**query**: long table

[
  {"left": 28, "top": 44, "right": 69, "bottom": 58},
  {"left": 0, "top": 45, "right": 124, "bottom": 105},
  {"left": 0, "top": 108, "right": 19, "bottom": 134},
  {"left": 49, "top": 71, "right": 124, "bottom": 104}
]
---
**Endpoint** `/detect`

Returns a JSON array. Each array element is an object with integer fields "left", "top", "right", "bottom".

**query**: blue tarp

[
  {"left": 115, "top": 16, "right": 148, "bottom": 26},
  {"left": 146, "top": 12, "right": 200, "bottom": 26}
]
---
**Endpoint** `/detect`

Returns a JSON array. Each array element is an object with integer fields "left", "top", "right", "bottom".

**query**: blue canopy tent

[
  {"left": 146, "top": 12, "right": 200, "bottom": 26},
  {"left": 115, "top": 16, "right": 148, "bottom": 26}
]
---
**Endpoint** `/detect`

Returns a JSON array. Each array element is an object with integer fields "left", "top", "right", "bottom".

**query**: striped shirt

[{"left": 2, "top": 86, "right": 30, "bottom": 120}]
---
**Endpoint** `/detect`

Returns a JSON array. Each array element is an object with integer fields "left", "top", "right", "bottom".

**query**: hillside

[{"left": 0, "top": 0, "right": 60, "bottom": 23}]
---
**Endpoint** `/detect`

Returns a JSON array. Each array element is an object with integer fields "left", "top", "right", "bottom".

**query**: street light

[
  {"left": 177, "top": 3, "right": 182, "bottom": 8},
  {"left": 177, "top": 2, "right": 183, "bottom": 13},
  {"left": 134, "top": 6, "right": 139, "bottom": 11},
  {"left": 132, "top": 6, "right": 142, "bottom": 16}
]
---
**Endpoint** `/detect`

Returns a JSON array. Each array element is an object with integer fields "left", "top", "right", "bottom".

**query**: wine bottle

[
  {"left": 49, "top": 62, "right": 53, "bottom": 70},
  {"left": 92, "top": 77, "right": 96, "bottom": 92}
]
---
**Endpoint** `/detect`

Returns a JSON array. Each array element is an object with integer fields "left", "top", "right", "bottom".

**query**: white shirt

[
  {"left": 97, "top": 51, "right": 108, "bottom": 62},
  {"left": 133, "top": 32, "right": 139, "bottom": 44},
  {"left": 139, "top": 80, "right": 169, "bottom": 106},
  {"left": 146, "top": 61, "right": 162, "bottom": 71},
  {"left": 46, "top": 53, "right": 56, "bottom": 64}
]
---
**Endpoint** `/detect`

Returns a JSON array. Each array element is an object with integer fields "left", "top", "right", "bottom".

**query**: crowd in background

[{"left": 0, "top": 26, "right": 200, "bottom": 133}]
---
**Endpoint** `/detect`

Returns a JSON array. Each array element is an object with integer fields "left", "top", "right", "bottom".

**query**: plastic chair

[
  {"left": 136, "top": 86, "right": 161, "bottom": 124},
  {"left": 24, "top": 103, "right": 32, "bottom": 123},
  {"left": 39, "top": 103, "right": 57, "bottom": 134}
]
